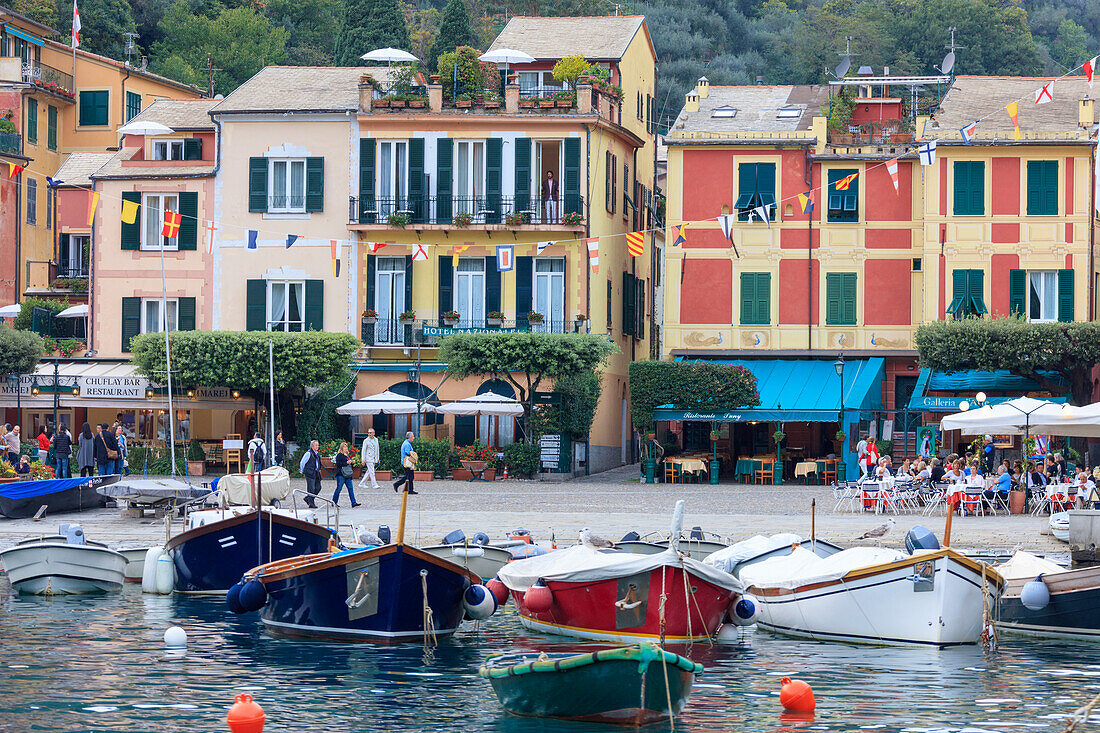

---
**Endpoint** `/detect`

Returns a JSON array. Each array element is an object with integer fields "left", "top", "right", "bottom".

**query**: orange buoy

[
  {"left": 779, "top": 677, "right": 815, "bottom": 713},
  {"left": 227, "top": 693, "right": 265, "bottom": 733},
  {"left": 524, "top": 582, "right": 553, "bottom": 613},
  {"left": 486, "top": 578, "right": 509, "bottom": 606}
]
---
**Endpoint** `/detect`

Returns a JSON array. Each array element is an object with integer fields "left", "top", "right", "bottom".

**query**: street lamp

[{"left": 833, "top": 353, "right": 845, "bottom": 432}]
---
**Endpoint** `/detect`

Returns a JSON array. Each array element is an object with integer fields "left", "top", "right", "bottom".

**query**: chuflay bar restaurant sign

[{"left": 0, "top": 374, "right": 150, "bottom": 399}]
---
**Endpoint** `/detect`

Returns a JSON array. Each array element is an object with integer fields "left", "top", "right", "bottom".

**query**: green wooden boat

[{"left": 479, "top": 643, "right": 702, "bottom": 725}]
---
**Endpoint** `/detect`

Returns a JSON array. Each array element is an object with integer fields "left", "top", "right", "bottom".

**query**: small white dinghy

[
  {"left": 0, "top": 524, "right": 127, "bottom": 595},
  {"left": 1050, "top": 512, "right": 1070, "bottom": 543}
]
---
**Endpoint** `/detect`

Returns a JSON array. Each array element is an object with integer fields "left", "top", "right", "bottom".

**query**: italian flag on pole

[{"left": 72, "top": 0, "right": 80, "bottom": 48}]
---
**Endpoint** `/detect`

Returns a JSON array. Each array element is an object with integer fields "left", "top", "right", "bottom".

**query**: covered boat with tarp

[
  {"left": 480, "top": 643, "right": 702, "bottom": 725},
  {"left": 997, "top": 551, "right": 1100, "bottom": 640},
  {"left": 0, "top": 474, "right": 119, "bottom": 519}
]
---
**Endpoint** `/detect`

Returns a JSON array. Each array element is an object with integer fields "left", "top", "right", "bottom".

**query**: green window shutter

[
  {"left": 1009, "top": 269, "right": 1026, "bottom": 316},
  {"left": 758, "top": 163, "right": 776, "bottom": 215},
  {"left": 611, "top": 154, "right": 617, "bottom": 214},
  {"left": 408, "top": 138, "right": 425, "bottom": 223},
  {"left": 605, "top": 150, "right": 612, "bottom": 211},
  {"left": 840, "top": 273, "right": 857, "bottom": 324},
  {"left": 967, "top": 269, "right": 987, "bottom": 315},
  {"left": 121, "top": 297, "right": 141, "bottom": 353},
  {"left": 304, "top": 280, "right": 323, "bottom": 331},
  {"left": 436, "top": 138, "right": 452, "bottom": 223},
  {"left": 954, "top": 161, "right": 984, "bottom": 215},
  {"left": 438, "top": 255, "right": 453, "bottom": 321},
  {"left": 514, "top": 137, "right": 531, "bottom": 214},
  {"left": 622, "top": 272, "right": 635, "bottom": 336},
  {"left": 485, "top": 138, "right": 502, "bottom": 224},
  {"left": 305, "top": 157, "right": 324, "bottom": 212},
  {"left": 563, "top": 137, "right": 581, "bottom": 215},
  {"left": 1027, "top": 160, "right": 1058, "bottom": 216},
  {"left": 358, "top": 138, "right": 375, "bottom": 223},
  {"left": 120, "top": 191, "right": 141, "bottom": 250},
  {"left": 363, "top": 255, "right": 376, "bottom": 345},
  {"left": 47, "top": 105, "right": 56, "bottom": 150},
  {"left": 78, "top": 90, "right": 108, "bottom": 126},
  {"left": 26, "top": 99, "right": 36, "bottom": 144},
  {"left": 736, "top": 163, "right": 758, "bottom": 217},
  {"left": 947, "top": 269, "right": 967, "bottom": 315},
  {"left": 486, "top": 256, "right": 501, "bottom": 314},
  {"left": 177, "top": 297, "right": 196, "bottom": 331},
  {"left": 1058, "top": 269, "right": 1074, "bottom": 322},
  {"left": 125, "top": 91, "right": 141, "bottom": 122},
  {"left": 516, "top": 256, "right": 533, "bottom": 321},
  {"left": 183, "top": 138, "right": 202, "bottom": 161},
  {"left": 177, "top": 191, "right": 197, "bottom": 250},
  {"left": 246, "top": 279, "right": 266, "bottom": 331},
  {"left": 248, "top": 157, "right": 268, "bottom": 213},
  {"left": 1043, "top": 161, "right": 1058, "bottom": 215},
  {"left": 756, "top": 273, "right": 771, "bottom": 324},
  {"left": 825, "top": 273, "right": 856, "bottom": 324},
  {"left": 740, "top": 272, "right": 757, "bottom": 324},
  {"left": 825, "top": 273, "right": 841, "bottom": 324}
]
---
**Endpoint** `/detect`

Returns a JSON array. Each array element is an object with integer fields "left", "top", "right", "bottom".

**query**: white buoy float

[
  {"left": 141, "top": 546, "right": 164, "bottom": 593},
  {"left": 164, "top": 626, "right": 187, "bottom": 648},
  {"left": 154, "top": 552, "right": 175, "bottom": 594}
]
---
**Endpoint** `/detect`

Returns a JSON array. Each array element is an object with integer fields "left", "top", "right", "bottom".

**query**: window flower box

[
  {"left": 519, "top": 99, "right": 538, "bottom": 109},
  {"left": 408, "top": 99, "right": 426, "bottom": 108},
  {"left": 526, "top": 311, "right": 544, "bottom": 325},
  {"left": 374, "top": 99, "right": 390, "bottom": 108},
  {"left": 452, "top": 212, "right": 473, "bottom": 227},
  {"left": 361, "top": 308, "right": 378, "bottom": 325},
  {"left": 391, "top": 99, "right": 406, "bottom": 108},
  {"left": 538, "top": 100, "right": 554, "bottom": 108},
  {"left": 486, "top": 311, "right": 504, "bottom": 327},
  {"left": 442, "top": 310, "right": 461, "bottom": 326},
  {"left": 399, "top": 310, "right": 417, "bottom": 325}
]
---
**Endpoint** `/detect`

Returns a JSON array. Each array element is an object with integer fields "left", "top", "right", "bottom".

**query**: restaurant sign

[{"left": 0, "top": 374, "right": 151, "bottom": 399}]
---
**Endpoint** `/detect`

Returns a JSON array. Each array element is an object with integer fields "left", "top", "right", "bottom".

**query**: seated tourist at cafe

[
  {"left": 929, "top": 457, "right": 945, "bottom": 483},
  {"left": 983, "top": 465, "right": 1012, "bottom": 503},
  {"left": 943, "top": 461, "right": 963, "bottom": 484},
  {"left": 16, "top": 455, "right": 31, "bottom": 474},
  {"left": 915, "top": 460, "right": 931, "bottom": 482}
]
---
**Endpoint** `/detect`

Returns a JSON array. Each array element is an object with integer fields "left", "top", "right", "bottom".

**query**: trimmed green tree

[
  {"left": 0, "top": 328, "right": 44, "bottom": 377},
  {"left": 333, "top": 0, "right": 411, "bottom": 66},
  {"left": 438, "top": 332, "right": 618, "bottom": 441},
  {"left": 914, "top": 318, "right": 1100, "bottom": 407},
  {"left": 427, "top": 0, "right": 476, "bottom": 71},
  {"left": 628, "top": 360, "right": 761, "bottom": 430}
]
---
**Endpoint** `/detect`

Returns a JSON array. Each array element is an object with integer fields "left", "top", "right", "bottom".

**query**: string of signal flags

[{"left": 5, "top": 51, "right": 1098, "bottom": 273}]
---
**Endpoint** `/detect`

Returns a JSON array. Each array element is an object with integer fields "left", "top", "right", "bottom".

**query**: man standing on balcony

[{"left": 541, "top": 170, "right": 558, "bottom": 223}]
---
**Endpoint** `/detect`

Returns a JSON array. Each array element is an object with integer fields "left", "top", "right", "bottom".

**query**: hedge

[{"left": 628, "top": 360, "right": 760, "bottom": 430}]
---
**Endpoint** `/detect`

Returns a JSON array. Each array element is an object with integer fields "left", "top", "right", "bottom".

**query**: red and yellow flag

[
  {"left": 161, "top": 211, "right": 182, "bottom": 239},
  {"left": 1006, "top": 102, "right": 1021, "bottom": 140},
  {"left": 86, "top": 191, "right": 100, "bottom": 226},
  {"left": 7, "top": 162, "right": 24, "bottom": 177},
  {"left": 834, "top": 172, "right": 858, "bottom": 191},
  {"left": 625, "top": 231, "right": 644, "bottom": 257},
  {"left": 330, "top": 239, "right": 341, "bottom": 277}
]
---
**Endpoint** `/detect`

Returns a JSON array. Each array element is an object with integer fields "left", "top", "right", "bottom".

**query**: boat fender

[
  {"left": 1021, "top": 574, "right": 1050, "bottom": 611},
  {"left": 471, "top": 532, "right": 490, "bottom": 546},
  {"left": 729, "top": 594, "right": 760, "bottom": 625},
  {"left": 463, "top": 584, "right": 498, "bottom": 620},
  {"left": 780, "top": 678, "right": 816, "bottom": 712},
  {"left": 509, "top": 544, "right": 548, "bottom": 559},
  {"left": 524, "top": 582, "right": 553, "bottom": 613},
  {"left": 238, "top": 580, "right": 268, "bottom": 613},
  {"left": 154, "top": 553, "right": 175, "bottom": 594},
  {"left": 226, "top": 580, "right": 247, "bottom": 614},
  {"left": 442, "top": 529, "right": 466, "bottom": 545},
  {"left": 486, "top": 578, "right": 509, "bottom": 606},
  {"left": 227, "top": 693, "right": 266, "bottom": 733},
  {"left": 141, "top": 546, "right": 165, "bottom": 593},
  {"left": 451, "top": 546, "right": 485, "bottom": 559},
  {"left": 164, "top": 626, "right": 187, "bottom": 648},
  {"left": 905, "top": 525, "right": 941, "bottom": 554}
]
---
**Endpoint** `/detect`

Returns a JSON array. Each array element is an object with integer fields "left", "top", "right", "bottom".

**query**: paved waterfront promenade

[{"left": 0, "top": 466, "right": 1064, "bottom": 554}]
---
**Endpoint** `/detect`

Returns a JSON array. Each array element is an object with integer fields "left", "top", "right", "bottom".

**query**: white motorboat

[
  {"left": 116, "top": 546, "right": 152, "bottom": 582},
  {"left": 738, "top": 545, "right": 1003, "bottom": 647},
  {"left": 420, "top": 543, "right": 515, "bottom": 581},
  {"left": 0, "top": 525, "right": 127, "bottom": 595},
  {"left": 1050, "top": 512, "right": 1070, "bottom": 543}
]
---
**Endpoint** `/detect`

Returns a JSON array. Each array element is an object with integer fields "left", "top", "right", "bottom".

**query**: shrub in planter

[{"left": 502, "top": 442, "right": 540, "bottom": 478}]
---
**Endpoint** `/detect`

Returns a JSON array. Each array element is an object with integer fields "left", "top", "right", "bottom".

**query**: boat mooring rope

[
  {"left": 657, "top": 642, "right": 676, "bottom": 732},
  {"left": 658, "top": 565, "right": 668, "bottom": 646},
  {"left": 420, "top": 569, "right": 436, "bottom": 663},
  {"left": 1065, "top": 688, "right": 1100, "bottom": 732},
  {"left": 980, "top": 563, "right": 997, "bottom": 652}
]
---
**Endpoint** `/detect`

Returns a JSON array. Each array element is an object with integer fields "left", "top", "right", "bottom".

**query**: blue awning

[
  {"left": 5, "top": 25, "right": 45, "bottom": 46},
  {"left": 908, "top": 368, "right": 1069, "bottom": 412},
  {"left": 656, "top": 357, "right": 885, "bottom": 423}
]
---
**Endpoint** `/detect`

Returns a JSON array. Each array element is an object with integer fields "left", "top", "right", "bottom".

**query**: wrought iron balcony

[
  {"left": 0, "top": 132, "right": 20, "bottom": 155},
  {"left": 360, "top": 317, "right": 584, "bottom": 347},
  {"left": 349, "top": 195, "right": 585, "bottom": 227},
  {"left": 23, "top": 63, "right": 75, "bottom": 95}
]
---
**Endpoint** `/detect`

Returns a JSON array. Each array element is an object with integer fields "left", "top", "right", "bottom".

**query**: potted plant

[
  {"left": 398, "top": 309, "right": 417, "bottom": 325},
  {"left": 454, "top": 443, "right": 497, "bottom": 481},
  {"left": 526, "top": 311, "right": 544, "bottom": 325},
  {"left": 429, "top": 74, "right": 441, "bottom": 83},
  {"left": 519, "top": 98, "right": 538, "bottom": 109},
  {"left": 562, "top": 210, "right": 584, "bottom": 226},
  {"left": 186, "top": 439, "right": 206, "bottom": 477},
  {"left": 539, "top": 98, "right": 555, "bottom": 108},
  {"left": 452, "top": 212, "right": 473, "bottom": 227},
  {"left": 552, "top": 90, "right": 576, "bottom": 108},
  {"left": 442, "top": 310, "right": 461, "bottom": 326},
  {"left": 387, "top": 211, "right": 411, "bottom": 228},
  {"left": 504, "top": 211, "right": 530, "bottom": 226},
  {"left": 374, "top": 98, "right": 391, "bottom": 108},
  {"left": 481, "top": 94, "right": 501, "bottom": 109},
  {"left": 573, "top": 313, "right": 587, "bottom": 331},
  {"left": 834, "top": 430, "right": 847, "bottom": 451},
  {"left": 390, "top": 98, "right": 407, "bottom": 108},
  {"left": 456, "top": 94, "right": 473, "bottom": 109},
  {"left": 361, "top": 308, "right": 378, "bottom": 325},
  {"left": 772, "top": 429, "right": 786, "bottom": 445},
  {"left": 487, "top": 310, "right": 505, "bottom": 327},
  {"left": 408, "top": 98, "right": 427, "bottom": 108}
]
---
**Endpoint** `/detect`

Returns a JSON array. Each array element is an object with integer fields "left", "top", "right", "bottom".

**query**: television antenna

[
  {"left": 204, "top": 55, "right": 222, "bottom": 98},
  {"left": 833, "top": 37, "right": 856, "bottom": 79},
  {"left": 937, "top": 27, "right": 962, "bottom": 75},
  {"left": 123, "top": 32, "right": 139, "bottom": 66}
]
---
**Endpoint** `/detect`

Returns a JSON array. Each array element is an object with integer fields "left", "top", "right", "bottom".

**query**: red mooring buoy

[
  {"left": 227, "top": 693, "right": 265, "bottom": 733},
  {"left": 779, "top": 677, "right": 816, "bottom": 713}
]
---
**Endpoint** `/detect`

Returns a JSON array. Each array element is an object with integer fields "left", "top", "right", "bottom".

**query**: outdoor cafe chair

[
  {"left": 833, "top": 481, "right": 859, "bottom": 513},
  {"left": 961, "top": 490, "right": 985, "bottom": 517}
]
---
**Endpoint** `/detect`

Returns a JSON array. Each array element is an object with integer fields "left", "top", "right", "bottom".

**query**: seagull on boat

[
  {"left": 355, "top": 525, "right": 384, "bottom": 547},
  {"left": 856, "top": 517, "right": 895, "bottom": 540},
  {"left": 579, "top": 527, "right": 614, "bottom": 549}
]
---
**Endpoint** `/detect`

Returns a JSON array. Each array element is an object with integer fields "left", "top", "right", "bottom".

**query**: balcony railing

[
  {"left": 56, "top": 259, "right": 89, "bottom": 279},
  {"left": 349, "top": 195, "right": 585, "bottom": 226},
  {"left": 361, "top": 318, "right": 583, "bottom": 347},
  {"left": 0, "top": 132, "right": 20, "bottom": 155},
  {"left": 23, "top": 63, "right": 74, "bottom": 95}
]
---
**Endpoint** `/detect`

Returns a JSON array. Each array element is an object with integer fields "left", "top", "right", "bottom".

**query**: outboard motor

[
  {"left": 60, "top": 524, "right": 86, "bottom": 545},
  {"left": 442, "top": 529, "right": 466, "bottom": 545},
  {"left": 689, "top": 526, "right": 704, "bottom": 540},
  {"left": 377, "top": 525, "right": 391, "bottom": 544},
  {"left": 905, "top": 525, "right": 940, "bottom": 554},
  {"left": 620, "top": 531, "right": 641, "bottom": 542}
]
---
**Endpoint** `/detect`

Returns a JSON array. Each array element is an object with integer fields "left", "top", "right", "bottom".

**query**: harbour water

[{"left": 2, "top": 583, "right": 1098, "bottom": 733}]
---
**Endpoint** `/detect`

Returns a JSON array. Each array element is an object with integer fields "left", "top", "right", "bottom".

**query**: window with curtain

[
  {"left": 455, "top": 140, "right": 485, "bottom": 215},
  {"left": 267, "top": 280, "right": 304, "bottom": 331},
  {"left": 141, "top": 193, "right": 178, "bottom": 250},
  {"left": 142, "top": 298, "right": 178, "bottom": 333},
  {"left": 534, "top": 258, "right": 565, "bottom": 332},
  {"left": 269, "top": 158, "right": 306, "bottom": 212},
  {"left": 455, "top": 258, "right": 486, "bottom": 327},
  {"left": 153, "top": 140, "right": 184, "bottom": 160},
  {"left": 375, "top": 257, "right": 405, "bottom": 345},
  {"left": 378, "top": 140, "right": 407, "bottom": 215},
  {"left": 1027, "top": 271, "right": 1057, "bottom": 322}
]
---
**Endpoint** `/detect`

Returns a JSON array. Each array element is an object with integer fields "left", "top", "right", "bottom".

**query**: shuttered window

[
  {"left": 827, "top": 169, "right": 858, "bottom": 223},
  {"left": 946, "top": 269, "right": 987, "bottom": 318},
  {"left": 246, "top": 279, "right": 323, "bottom": 331},
  {"left": 825, "top": 272, "right": 857, "bottom": 325},
  {"left": 47, "top": 105, "right": 56, "bottom": 150},
  {"left": 740, "top": 272, "right": 771, "bottom": 325},
  {"left": 1026, "top": 160, "right": 1058, "bottom": 216},
  {"left": 735, "top": 163, "right": 776, "bottom": 222},
  {"left": 1011, "top": 269, "right": 1073, "bottom": 322},
  {"left": 953, "top": 161, "right": 985, "bottom": 216},
  {"left": 78, "top": 90, "right": 109, "bottom": 127},
  {"left": 563, "top": 138, "right": 581, "bottom": 215},
  {"left": 26, "top": 99, "right": 36, "bottom": 144},
  {"left": 126, "top": 91, "right": 141, "bottom": 122}
]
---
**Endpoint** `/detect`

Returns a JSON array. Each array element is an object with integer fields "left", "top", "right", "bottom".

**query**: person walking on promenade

[
  {"left": 333, "top": 442, "right": 360, "bottom": 508},
  {"left": 273, "top": 431, "right": 288, "bottom": 468},
  {"left": 36, "top": 426, "right": 50, "bottom": 465},
  {"left": 392, "top": 431, "right": 418, "bottom": 495},
  {"left": 247, "top": 432, "right": 266, "bottom": 471},
  {"left": 359, "top": 428, "right": 380, "bottom": 490},
  {"left": 4, "top": 424, "right": 20, "bottom": 465},
  {"left": 114, "top": 425, "right": 129, "bottom": 475},
  {"left": 94, "top": 423, "right": 119, "bottom": 477},
  {"left": 299, "top": 440, "right": 322, "bottom": 508},
  {"left": 77, "top": 422, "right": 95, "bottom": 477},
  {"left": 53, "top": 424, "right": 72, "bottom": 478},
  {"left": 856, "top": 432, "right": 869, "bottom": 480}
]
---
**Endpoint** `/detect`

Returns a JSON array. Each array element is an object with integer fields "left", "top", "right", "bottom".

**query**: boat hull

[
  {"left": 257, "top": 545, "right": 479, "bottom": 641},
  {"left": 998, "top": 565, "right": 1100, "bottom": 640},
  {"left": 0, "top": 542, "right": 127, "bottom": 595},
  {"left": 166, "top": 510, "right": 332, "bottom": 593},
  {"left": 0, "top": 475, "right": 119, "bottom": 519},
  {"left": 419, "top": 544, "right": 512, "bottom": 581},
  {"left": 511, "top": 566, "right": 734, "bottom": 643},
  {"left": 117, "top": 547, "right": 150, "bottom": 582},
  {"left": 749, "top": 551, "right": 1000, "bottom": 647}
]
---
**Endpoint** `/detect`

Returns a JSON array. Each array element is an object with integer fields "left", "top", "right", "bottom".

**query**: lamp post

[
  {"left": 5, "top": 374, "right": 20, "bottom": 431},
  {"left": 834, "top": 354, "right": 845, "bottom": 477}
]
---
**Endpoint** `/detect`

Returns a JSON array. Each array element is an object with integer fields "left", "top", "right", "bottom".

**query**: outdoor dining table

[
  {"left": 794, "top": 461, "right": 819, "bottom": 479},
  {"left": 667, "top": 457, "right": 709, "bottom": 475}
]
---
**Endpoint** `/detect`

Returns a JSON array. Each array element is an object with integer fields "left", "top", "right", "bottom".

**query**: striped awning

[{"left": 5, "top": 25, "right": 45, "bottom": 46}]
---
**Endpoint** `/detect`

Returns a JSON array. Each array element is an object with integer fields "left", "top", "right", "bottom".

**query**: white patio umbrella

[
  {"left": 0, "top": 305, "right": 21, "bottom": 318},
  {"left": 479, "top": 48, "right": 536, "bottom": 76},
  {"left": 335, "top": 390, "right": 437, "bottom": 415},
  {"left": 435, "top": 393, "right": 524, "bottom": 417},
  {"left": 1027, "top": 402, "right": 1100, "bottom": 438},
  {"left": 360, "top": 48, "right": 417, "bottom": 66},
  {"left": 117, "top": 120, "right": 174, "bottom": 136},
  {"left": 55, "top": 304, "right": 89, "bottom": 318},
  {"left": 939, "top": 396, "right": 1065, "bottom": 436}
]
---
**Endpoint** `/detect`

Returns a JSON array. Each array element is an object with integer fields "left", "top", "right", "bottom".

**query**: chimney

[
  {"left": 697, "top": 77, "right": 709, "bottom": 99},
  {"left": 429, "top": 81, "right": 443, "bottom": 113},
  {"left": 575, "top": 81, "right": 592, "bottom": 114},
  {"left": 685, "top": 90, "right": 699, "bottom": 113},
  {"left": 755, "top": 76, "right": 764, "bottom": 86},
  {"left": 1080, "top": 97, "right": 1094, "bottom": 128},
  {"left": 358, "top": 78, "right": 373, "bottom": 114}
]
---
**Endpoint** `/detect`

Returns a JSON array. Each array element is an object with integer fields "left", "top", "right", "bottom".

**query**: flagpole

[{"left": 160, "top": 229, "right": 177, "bottom": 476}]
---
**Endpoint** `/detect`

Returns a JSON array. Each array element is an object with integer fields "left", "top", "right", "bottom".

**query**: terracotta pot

[
  {"left": 519, "top": 100, "right": 537, "bottom": 108},
  {"left": 482, "top": 101, "right": 500, "bottom": 108},
  {"left": 483, "top": 468, "right": 496, "bottom": 481},
  {"left": 186, "top": 460, "right": 205, "bottom": 477},
  {"left": 391, "top": 100, "right": 406, "bottom": 108},
  {"left": 0, "top": 477, "right": 18, "bottom": 483},
  {"left": 321, "top": 456, "right": 335, "bottom": 469},
  {"left": 375, "top": 470, "right": 393, "bottom": 481},
  {"left": 556, "top": 100, "right": 573, "bottom": 108},
  {"left": 374, "top": 100, "right": 390, "bottom": 108},
  {"left": 409, "top": 100, "right": 426, "bottom": 108},
  {"left": 451, "top": 467, "right": 473, "bottom": 480},
  {"left": 352, "top": 465, "right": 362, "bottom": 479},
  {"left": 413, "top": 470, "right": 434, "bottom": 481},
  {"left": 456, "top": 100, "right": 472, "bottom": 108},
  {"left": 539, "top": 100, "right": 554, "bottom": 108},
  {"left": 1009, "top": 490, "right": 1026, "bottom": 515}
]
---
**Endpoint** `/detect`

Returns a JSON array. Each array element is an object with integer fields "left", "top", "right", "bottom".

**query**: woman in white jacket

[{"left": 359, "top": 428, "right": 380, "bottom": 490}]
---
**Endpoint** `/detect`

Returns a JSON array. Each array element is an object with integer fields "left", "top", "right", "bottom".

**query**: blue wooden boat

[
  {"left": 479, "top": 643, "right": 702, "bottom": 725},
  {"left": 0, "top": 474, "right": 119, "bottom": 519}
]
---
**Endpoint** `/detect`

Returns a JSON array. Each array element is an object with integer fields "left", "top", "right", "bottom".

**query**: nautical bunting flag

[
  {"left": 1086, "top": 57, "right": 1097, "bottom": 87},
  {"left": 718, "top": 213, "right": 735, "bottom": 241},
  {"left": 330, "top": 240, "right": 340, "bottom": 277},
  {"left": 205, "top": 221, "right": 217, "bottom": 254},
  {"left": 453, "top": 244, "right": 470, "bottom": 255},
  {"left": 496, "top": 244, "right": 514, "bottom": 271},
  {"left": 834, "top": 172, "right": 858, "bottom": 191},
  {"left": 71, "top": 0, "right": 80, "bottom": 48},
  {"left": 959, "top": 121, "right": 977, "bottom": 143},
  {"left": 536, "top": 240, "right": 552, "bottom": 255},
  {"left": 586, "top": 237, "right": 599, "bottom": 274},
  {"left": 86, "top": 191, "right": 99, "bottom": 225},
  {"left": 46, "top": 176, "right": 64, "bottom": 187},
  {"left": 285, "top": 234, "right": 299, "bottom": 249},
  {"left": 670, "top": 223, "right": 687, "bottom": 247},
  {"left": 247, "top": 230, "right": 258, "bottom": 249},
  {"left": 751, "top": 204, "right": 772, "bottom": 227},
  {"left": 121, "top": 199, "right": 139, "bottom": 224},
  {"left": 412, "top": 243, "right": 429, "bottom": 261},
  {"left": 625, "top": 231, "right": 644, "bottom": 257},
  {"left": 918, "top": 140, "right": 937, "bottom": 166},
  {"left": 886, "top": 158, "right": 900, "bottom": 193},
  {"left": 1035, "top": 80, "right": 1054, "bottom": 104},
  {"left": 1006, "top": 102, "right": 1021, "bottom": 140},
  {"left": 367, "top": 241, "right": 386, "bottom": 253},
  {"left": 161, "top": 211, "right": 182, "bottom": 239},
  {"left": 797, "top": 191, "right": 814, "bottom": 215},
  {"left": 7, "top": 162, "right": 23, "bottom": 177}
]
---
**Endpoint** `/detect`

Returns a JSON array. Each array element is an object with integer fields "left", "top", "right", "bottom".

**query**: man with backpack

[{"left": 247, "top": 432, "right": 266, "bottom": 471}]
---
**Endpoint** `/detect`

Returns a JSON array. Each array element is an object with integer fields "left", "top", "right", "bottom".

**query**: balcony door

[
  {"left": 378, "top": 140, "right": 407, "bottom": 219},
  {"left": 375, "top": 256, "right": 406, "bottom": 345},
  {"left": 535, "top": 140, "right": 562, "bottom": 223},
  {"left": 533, "top": 258, "right": 565, "bottom": 331},
  {"left": 455, "top": 258, "right": 486, "bottom": 328},
  {"left": 454, "top": 140, "right": 485, "bottom": 216}
]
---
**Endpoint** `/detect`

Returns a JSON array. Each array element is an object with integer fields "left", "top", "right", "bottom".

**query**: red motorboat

[{"left": 497, "top": 502, "right": 744, "bottom": 643}]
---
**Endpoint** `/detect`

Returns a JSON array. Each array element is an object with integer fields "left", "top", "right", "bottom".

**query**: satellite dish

[
  {"left": 835, "top": 56, "right": 851, "bottom": 78},
  {"left": 941, "top": 51, "right": 955, "bottom": 75}
]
